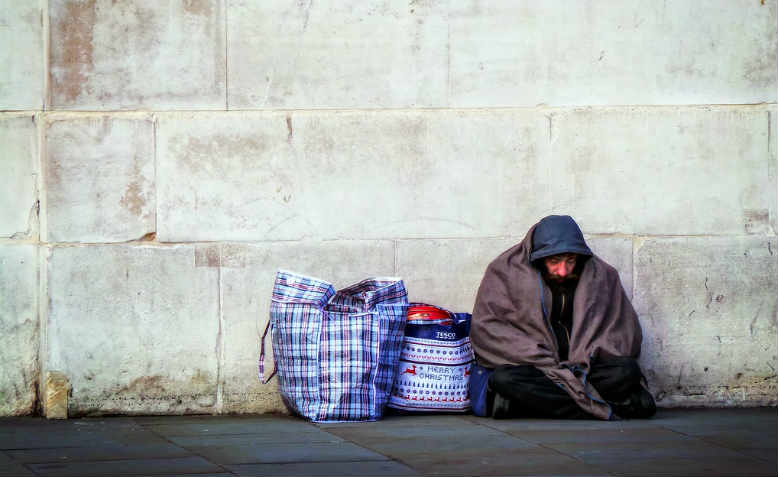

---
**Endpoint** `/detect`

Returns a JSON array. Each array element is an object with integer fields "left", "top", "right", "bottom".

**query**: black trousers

[{"left": 488, "top": 357, "right": 650, "bottom": 419}]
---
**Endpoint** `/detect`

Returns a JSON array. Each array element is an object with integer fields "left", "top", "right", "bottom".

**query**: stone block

[
  {"left": 227, "top": 0, "right": 447, "bottom": 109},
  {"left": 770, "top": 106, "right": 777, "bottom": 234},
  {"left": 44, "top": 115, "right": 154, "bottom": 243},
  {"left": 157, "top": 110, "right": 550, "bottom": 241},
  {"left": 395, "top": 237, "right": 518, "bottom": 313},
  {"left": 0, "top": 1, "right": 44, "bottom": 110},
  {"left": 0, "top": 244, "right": 38, "bottom": 416},
  {"left": 219, "top": 240, "right": 395, "bottom": 413},
  {"left": 551, "top": 109, "right": 773, "bottom": 235},
  {"left": 0, "top": 115, "right": 38, "bottom": 238},
  {"left": 448, "top": 1, "right": 777, "bottom": 106},
  {"left": 586, "top": 236, "right": 633, "bottom": 300},
  {"left": 49, "top": 0, "right": 225, "bottom": 110},
  {"left": 634, "top": 237, "right": 777, "bottom": 406},
  {"left": 44, "top": 371, "right": 68, "bottom": 419},
  {"left": 45, "top": 245, "right": 220, "bottom": 415},
  {"left": 225, "top": 1, "right": 777, "bottom": 108}
]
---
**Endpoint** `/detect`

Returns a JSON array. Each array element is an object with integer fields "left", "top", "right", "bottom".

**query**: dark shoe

[
  {"left": 633, "top": 386, "right": 657, "bottom": 418},
  {"left": 491, "top": 393, "right": 513, "bottom": 419},
  {"left": 611, "top": 386, "right": 656, "bottom": 419}
]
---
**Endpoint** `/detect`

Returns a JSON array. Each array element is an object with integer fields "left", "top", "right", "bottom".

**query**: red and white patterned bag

[{"left": 389, "top": 304, "right": 474, "bottom": 412}]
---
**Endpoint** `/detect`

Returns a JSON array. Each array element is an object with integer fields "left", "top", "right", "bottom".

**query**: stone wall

[{"left": 1, "top": 0, "right": 776, "bottom": 416}]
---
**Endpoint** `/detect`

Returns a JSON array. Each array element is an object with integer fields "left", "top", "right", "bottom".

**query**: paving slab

[
  {"left": 0, "top": 463, "right": 35, "bottom": 476},
  {"left": 395, "top": 447, "right": 605, "bottom": 477},
  {"left": 464, "top": 413, "right": 661, "bottom": 431},
  {"left": 318, "top": 414, "right": 472, "bottom": 429},
  {"left": 26, "top": 456, "right": 225, "bottom": 477},
  {"left": 136, "top": 415, "right": 322, "bottom": 437},
  {"left": 0, "top": 418, "right": 171, "bottom": 449},
  {"left": 592, "top": 456, "right": 774, "bottom": 477},
  {"left": 658, "top": 413, "right": 777, "bottom": 466},
  {"left": 188, "top": 441, "right": 390, "bottom": 465},
  {"left": 652, "top": 407, "right": 777, "bottom": 431},
  {"left": 0, "top": 429, "right": 175, "bottom": 450},
  {"left": 5, "top": 442, "right": 191, "bottom": 464},
  {"left": 134, "top": 475, "right": 234, "bottom": 477},
  {"left": 325, "top": 419, "right": 537, "bottom": 455},
  {"left": 167, "top": 431, "right": 342, "bottom": 447},
  {"left": 135, "top": 475, "right": 234, "bottom": 477},
  {"left": 499, "top": 427, "right": 690, "bottom": 445},
  {"left": 0, "top": 429, "right": 109, "bottom": 450},
  {"left": 324, "top": 415, "right": 601, "bottom": 476},
  {"left": 226, "top": 460, "right": 421, "bottom": 476},
  {"left": 548, "top": 437, "right": 767, "bottom": 461}
]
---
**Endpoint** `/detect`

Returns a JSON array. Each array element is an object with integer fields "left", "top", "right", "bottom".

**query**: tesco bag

[{"left": 388, "top": 304, "right": 474, "bottom": 412}]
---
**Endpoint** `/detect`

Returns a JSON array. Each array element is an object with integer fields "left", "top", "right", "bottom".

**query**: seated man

[{"left": 470, "top": 215, "right": 655, "bottom": 419}]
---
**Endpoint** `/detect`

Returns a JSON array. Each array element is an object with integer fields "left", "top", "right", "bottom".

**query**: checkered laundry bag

[{"left": 259, "top": 270, "right": 408, "bottom": 422}]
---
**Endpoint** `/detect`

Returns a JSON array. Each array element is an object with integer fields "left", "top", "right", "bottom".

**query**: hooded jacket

[{"left": 470, "top": 215, "right": 642, "bottom": 419}]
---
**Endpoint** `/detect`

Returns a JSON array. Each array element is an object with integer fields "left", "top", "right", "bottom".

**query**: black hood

[{"left": 530, "top": 215, "right": 593, "bottom": 263}]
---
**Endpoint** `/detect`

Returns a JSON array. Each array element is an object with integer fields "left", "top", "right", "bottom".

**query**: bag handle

[{"left": 258, "top": 319, "right": 277, "bottom": 384}]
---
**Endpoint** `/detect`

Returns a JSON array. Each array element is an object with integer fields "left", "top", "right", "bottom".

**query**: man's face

[{"left": 543, "top": 253, "right": 578, "bottom": 283}]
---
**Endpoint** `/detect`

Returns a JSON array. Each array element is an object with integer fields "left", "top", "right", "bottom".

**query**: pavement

[{"left": 0, "top": 408, "right": 775, "bottom": 477}]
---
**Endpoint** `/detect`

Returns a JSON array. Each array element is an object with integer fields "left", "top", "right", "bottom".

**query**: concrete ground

[{"left": 0, "top": 408, "right": 775, "bottom": 477}]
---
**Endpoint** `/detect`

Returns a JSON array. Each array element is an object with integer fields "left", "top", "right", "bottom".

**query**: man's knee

[
  {"left": 489, "top": 365, "right": 543, "bottom": 394},
  {"left": 591, "top": 356, "right": 642, "bottom": 384}
]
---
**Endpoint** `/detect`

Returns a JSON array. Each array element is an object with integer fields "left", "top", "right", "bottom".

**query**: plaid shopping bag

[
  {"left": 388, "top": 303, "right": 474, "bottom": 412},
  {"left": 259, "top": 270, "right": 408, "bottom": 422}
]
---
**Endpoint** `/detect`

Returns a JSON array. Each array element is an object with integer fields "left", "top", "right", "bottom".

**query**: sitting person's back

[{"left": 471, "top": 215, "right": 655, "bottom": 420}]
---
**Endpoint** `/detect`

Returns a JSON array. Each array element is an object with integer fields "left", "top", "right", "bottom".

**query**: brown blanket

[{"left": 470, "top": 225, "right": 642, "bottom": 419}]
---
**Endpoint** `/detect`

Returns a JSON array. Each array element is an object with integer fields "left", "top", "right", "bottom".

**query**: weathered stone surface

[
  {"left": 551, "top": 109, "right": 773, "bottom": 235},
  {"left": 0, "top": 1, "right": 44, "bottom": 110},
  {"left": 44, "top": 116, "right": 154, "bottom": 243},
  {"left": 448, "top": 1, "right": 777, "bottom": 107},
  {"left": 395, "top": 237, "right": 517, "bottom": 313},
  {"left": 49, "top": 0, "right": 225, "bottom": 110},
  {"left": 770, "top": 106, "right": 777, "bottom": 234},
  {"left": 0, "top": 244, "right": 38, "bottom": 416},
  {"left": 46, "top": 245, "right": 220, "bottom": 415},
  {"left": 44, "top": 371, "right": 68, "bottom": 419},
  {"left": 0, "top": 115, "right": 38, "bottom": 238},
  {"left": 586, "top": 236, "right": 634, "bottom": 300},
  {"left": 219, "top": 240, "right": 395, "bottom": 413},
  {"left": 395, "top": 235, "right": 633, "bottom": 314},
  {"left": 157, "top": 111, "right": 550, "bottom": 242},
  {"left": 227, "top": 0, "right": 447, "bottom": 109},
  {"left": 634, "top": 237, "right": 777, "bottom": 406},
  {"left": 228, "top": 1, "right": 775, "bottom": 109}
]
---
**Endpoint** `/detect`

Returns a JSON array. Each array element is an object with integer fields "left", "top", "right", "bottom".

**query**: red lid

[{"left": 407, "top": 305, "right": 450, "bottom": 321}]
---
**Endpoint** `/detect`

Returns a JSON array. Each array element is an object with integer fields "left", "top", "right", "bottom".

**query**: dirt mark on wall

[{"left": 54, "top": 0, "right": 97, "bottom": 103}]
